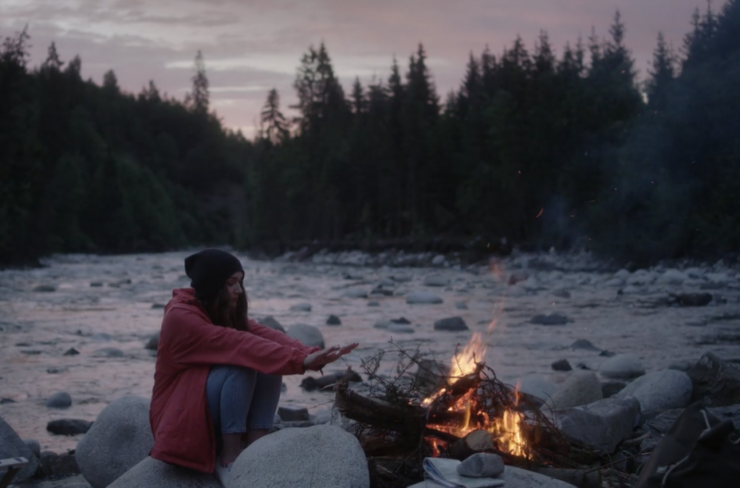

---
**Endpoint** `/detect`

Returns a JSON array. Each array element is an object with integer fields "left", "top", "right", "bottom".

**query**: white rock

[
  {"left": 107, "top": 457, "right": 219, "bottom": 488},
  {"left": 614, "top": 269, "right": 630, "bottom": 279},
  {"left": 407, "top": 465, "right": 577, "bottom": 488},
  {"left": 423, "top": 275, "right": 449, "bottom": 287},
  {"left": 556, "top": 397, "right": 640, "bottom": 455},
  {"left": 516, "top": 375, "right": 559, "bottom": 403},
  {"left": 77, "top": 396, "right": 153, "bottom": 488},
  {"left": 599, "top": 354, "right": 646, "bottom": 379},
  {"left": 431, "top": 255, "right": 446, "bottom": 266},
  {"left": 616, "top": 370, "right": 692, "bottom": 412},
  {"left": 229, "top": 425, "right": 369, "bottom": 488},
  {"left": 545, "top": 371, "right": 603, "bottom": 411},
  {"left": 656, "top": 269, "right": 688, "bottom": 285}
]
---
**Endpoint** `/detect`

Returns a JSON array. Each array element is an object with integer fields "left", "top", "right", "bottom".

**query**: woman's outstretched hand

[{"left": 303, "top": 343, "right": 359, "bottom": 372}]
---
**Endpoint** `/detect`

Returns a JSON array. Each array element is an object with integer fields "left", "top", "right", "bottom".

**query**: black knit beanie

[{"left": 184, "top": 249, "right": 244, "bottom": 299}]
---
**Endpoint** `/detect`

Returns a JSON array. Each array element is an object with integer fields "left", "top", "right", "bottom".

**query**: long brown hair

[{"left": 198, "top": 283, "right": 249, "bottom": 331}]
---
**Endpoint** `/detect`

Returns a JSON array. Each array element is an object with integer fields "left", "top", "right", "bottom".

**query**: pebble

[
  {"left": 530, "top": 313, "right": 568, "bottom": 325},
  {"left": 289, "top": 303, "right": 312, "bottom": 312},
  {"left": 551, "top": 359, "right": 572, "bottom": 371},
  {"left": 599, "top": 354, "right": 646, "bottom": 379},
  {"left": 406, "top": 291, "right": 443, "bottom": 304},
  {"left": 326, "top": 315, "right": 342, "bottom": 326},
  {"left": 46, "top": 419, "right": 93, "bottom": 436},
  {"left": 433, "top": 316, "right": 468, "bottom": 332}
]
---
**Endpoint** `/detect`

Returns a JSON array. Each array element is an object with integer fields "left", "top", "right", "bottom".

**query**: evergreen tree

[
  {"left": 646, "top": 33, "right": 676, "bottom": 109},
  {"left": 260, "top": 88, "right": 289, "bottom": 144},
  {"left": 186, "top": 50, "right": 209, "bottom": 114}
]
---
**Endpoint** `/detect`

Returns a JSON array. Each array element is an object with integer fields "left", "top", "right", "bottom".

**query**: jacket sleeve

[
  {"left": 248, "top": 319, "right": 322, "bottom": 355},
  {"left": 161, "top": 307, "right": 309, "bottom": 375}
]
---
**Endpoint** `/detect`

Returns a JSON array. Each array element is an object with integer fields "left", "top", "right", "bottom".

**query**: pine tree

[
  {"left": 646, "top": 33, "right": 676, "bottom": 109},
  {"left": 41, "top": 42, "right": 63, "bottom": 71},
  {"left": 186, "top": 50, "right": 209, "bottom": 114},
  {"left": 260, "top": 88, "right": 289, "bottom": 144}
]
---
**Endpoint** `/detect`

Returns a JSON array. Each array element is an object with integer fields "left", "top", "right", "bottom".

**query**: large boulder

[
  {"left": 286, "top": 324, "right": 325, "bottom": 349},
  {"left": 0, "top": 415, "right": 39, "bottom": 483},
  {"left": 555, "top": 397, "right": 640, "bottom": 454},
  {"left": 229, "top": 425, "right": 369, "bottom": 488},
  {"left": 615, "top": 370, "right": 692, "bottom": 413},
  {"left": 76, "top": 395, "right": 153, "bottom": 488},
  {"left": 599, "top": 354, "right": 645, "bottom": 379},
  {"left": 687, "top": 352, "right": 740, "bottom": 406},
  {"left": 107, "top": 456, "right": 219, "bottom": 488},
  {"left": 544, "top": 371, "right": 603, "bottom": 411}
]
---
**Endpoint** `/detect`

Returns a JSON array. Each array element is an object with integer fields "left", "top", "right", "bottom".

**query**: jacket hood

[{"left": 165, "top": 288, "right": 199, "bottom": 314}]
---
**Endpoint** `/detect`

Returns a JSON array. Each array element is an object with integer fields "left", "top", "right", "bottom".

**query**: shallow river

[{"left": 1, "top": 250, "right": 739, "bottom": 453}]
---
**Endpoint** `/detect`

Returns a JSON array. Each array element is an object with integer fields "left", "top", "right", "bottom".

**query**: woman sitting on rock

[{"left": 149, "top": 249, "right": 357, "bottom": 482}]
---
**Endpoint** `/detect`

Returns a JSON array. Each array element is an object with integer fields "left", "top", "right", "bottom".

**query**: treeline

[{"left": 1, "top": 1, "right": 739, "bottom": 266}]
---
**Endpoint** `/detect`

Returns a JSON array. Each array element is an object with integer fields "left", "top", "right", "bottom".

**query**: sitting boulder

[
  {"left": 556, "top": 396, "right": 640, "bottom": 454},
  {"left": 1, "top": 415, "right": 39, "bottom": 483},
  {"left": 107, "top": 457, "right": 219, "bottom": 488},
  {"left": 544, "top": 371, "right": 603, "bottom": 411},
  {"left": 229, "top": 425, "right": 369, "bottom": 488},
  {"left": 76, "top": 396, "right": 153, "bottom": 488}
]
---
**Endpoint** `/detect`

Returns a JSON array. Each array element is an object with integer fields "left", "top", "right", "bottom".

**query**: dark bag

[{"left": 635, "top": 402, "right": 740, "bottom": 488}]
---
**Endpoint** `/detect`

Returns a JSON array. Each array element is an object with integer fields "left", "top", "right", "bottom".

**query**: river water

[{"left": 1, "top": 250, "right": 739, "bottom": 454}]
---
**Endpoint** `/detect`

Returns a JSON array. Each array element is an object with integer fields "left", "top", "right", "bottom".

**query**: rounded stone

[
  {"left": 286, "top": 324, "right": 325, "bottom": 348},
  {"left": 599, "top": 354, "right": 646, "bottom": 379},
  {"left": 616, "top": 369, "right": 693, "bottom": 412},
  {"left": 46, "top": 392, "right": 72, "bottom": 409}
]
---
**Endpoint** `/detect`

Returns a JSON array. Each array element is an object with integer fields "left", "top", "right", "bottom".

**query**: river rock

[
  {"left": 91, "top": 347, "right": 124, "bottom": 358},
  {"left": 423, "top": 275, "right": 449, "bottom": 287},
  {"left": 388, "top": 324, "right": 415, "bottom": 333},
  {"left": 687, "top": 352, "right": 740, "bottom": 406},
  {"left": 229, "top": 425, "right": 369, "bottom": 488},
  {"left": 433, "top": 316, "right": 468, "bottom": 332},
  {"left": 545, "top": 371, "right": 603, "bottom": 411},
  {"left": 0, "top": 415, "right": 39, "bottom": 483},
  {"left": 289, "top": 303, "right": 312, "bottom": 312},
  {"left": 551, "top": 359, "right": 572, "bottom": 371},
  {"left": 144, "top": 331, "right": 159, "bottom": 350},
  {"left": 599, "top": 354, "right": 645, "bottom": 379},
  {"left": 406, "top": 292, "right": 443, "bottom": 304},
  {"left": 76, "top": 395, "right": 153, "bottom": 488},
  {"left": 530, "top": 313, "right": 568, "bottom": 325},
  {"left": 278, "top": 406, "right": 309, "bottom": 422},
  {"left": 33, "top": 284, "right": 56, "bottom": 292},
  {"left": 615, "top": 369, "right": 692, "bottom": 412},
  {"left": 286, "top": 324, "right": 324, "bottom": 348},
  {"left": 107, "top": 456, "right": 219, "bottom": 488},
  {"left": 508, "top": 271, "right": 529, "bottom": 285},
  {"left": 601, "top": 380, "right": 627, "bottom": 398},
  {"left": 326, "top": 315, "right": 342, "bottom": 326},
  {"left": 22, "top": 438, "right": 41, "bottom": 459},
  {"left": 47, "top": 419, "right": 93, "bottom": 435},
  {"left": 656, "top": 269, "right": 688, "bottom": 285},
  {"left": 46, "top": 391, "right": 72, "bottom": 409},
  {"left": 343, "top": 288, "right": 368, "bottom": 299},
  {"left": 556, "top": 396, "right": 641, "bottom": 454},
  {"left": 570, "top": 339, "right": 600, "bottom": 351},
  {"left": 257, "top": 316, "right": 286, "bottom": 333}
]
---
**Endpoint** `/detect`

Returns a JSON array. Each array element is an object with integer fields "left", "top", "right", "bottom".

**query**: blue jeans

[{"left": 205, "top": 365, "right": 282, "bottom": 435}]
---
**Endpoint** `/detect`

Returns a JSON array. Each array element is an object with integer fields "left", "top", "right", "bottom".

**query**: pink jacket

[{"left": 149, "top": 288, "right": 319, "bottom": 473}]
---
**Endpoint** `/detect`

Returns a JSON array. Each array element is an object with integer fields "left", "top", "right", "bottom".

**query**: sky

[{"left": 0, "top": 0, "right": 728, "bottom": 138}]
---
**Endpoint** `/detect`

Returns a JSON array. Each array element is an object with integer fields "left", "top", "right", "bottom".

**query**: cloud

[{"left": 1, "top": 0, "right": 730, "bottom": 135}]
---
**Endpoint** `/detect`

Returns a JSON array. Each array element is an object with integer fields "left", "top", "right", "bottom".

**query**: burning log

[{"left": 448, "top": 429, "right": 495, "bottom": 460}]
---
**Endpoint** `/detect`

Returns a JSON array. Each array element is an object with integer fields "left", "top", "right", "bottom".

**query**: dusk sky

[{"left": 1, "top": 0, "right": 727, "bottom": 138}]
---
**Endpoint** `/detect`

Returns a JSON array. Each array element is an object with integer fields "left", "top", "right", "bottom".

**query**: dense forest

[{"left": 1, "top": 1, "right": 738, "bottom": 266}]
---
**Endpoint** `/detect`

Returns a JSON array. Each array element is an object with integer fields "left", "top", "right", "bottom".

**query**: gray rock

[
  {"left": 431, "top": 255, "right": 446, "bottom": 266},
  {"left": 144, "top": 331, "right": 159, "bottom": 350},
  {"left": 107, "top": 456, "right": 219, "bottom": 488},
  {"left": 91, "top": 347, "right": 125, "bottom": 358},
  {"left": 570, "top": 339, "right": 600, "bottom": 351},
  {"left": 76, "top": 396, "right": 153, "bottom": 488},
  {"left": 615, "top": 370, "right": 692, "bottom": 413},
  {"left": 367, "top": 300, "right": 380, "bottom": 307},
  {"left": 508, "top": 271, "right": 529, "bottom": 285},
  {"left": 343, "top": 288, "right": 368, "bottom": 299},
  {"left": 33, "top": 284, "right": 56, "bottom": 292},
  {"left": 286, "top": 324, "right": 325, "bottom": 349},
  {"left": 47, "top": 419, "right": 92, "bottom": 436},
  {"left": 257, "top": 316, "right": 286, "bottom": 333},
  {"left": 455, "top": 301, "right": 468, "bottom": 310},
  {"left": 373, "top": 320, "right": 391, "bottom": 329},
  {"left": 517, "top": 375, "right": 559, "bottom": 403},
  {"left": 289, "top": 303, "right": 312, "bottom": 312},
  {"left": 0, "top": 415, "right": 39, "bottom": 482},
  {"left": 22, "top": 438, "right": 41, "bottom": 459},
  {"left": 406, "top": 292, "right": 443, "bottom": 304},
  {"left": 656, "top": 269, "right": 688, "bottom": 285},
  {"left": 46, "top": 391, "right": 72, "bottom": 409},
  {"left": 326, "top": 315, "right": 342, "bottom": 326},
  {"left": 278, "top": 406, "right": 309, "bottom": 422},
  {"left": 556, "top": 396, "right": 641, "bottom": 454},
  {"left": 64, "top": 347, "right": 80, "bottom": 356},
  {"left": 433, "top": 316, "right": 468, "bottom": 332},
  {"left": 456, "top": 453, "right": 504, "bottom": 478},
  {"left": 551, "top": 359, "right": 572, "bottom": 372},
  {"left": 423, "top": 275, "right": 449, "bottom": 287},
  {"left": 601, "top": 380, "right": 627, "bottom": 398},
  {"left": 552, "top": 289, "right": 571, "bottom": 299},
  {"left": 229, "top": 425, "right": 369, "bottom": 488},
  {"left": 687, "top": 352, "right": 740, "bottom": 406},
  {"left": 599, "top": 354, "right": 645, "bottom": 379},
  {"left": 530, "top": 313, "right": 568, "bottom": 325},
  {"left": 545, "top": 371, "right": 603, "bottom": 411}
]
